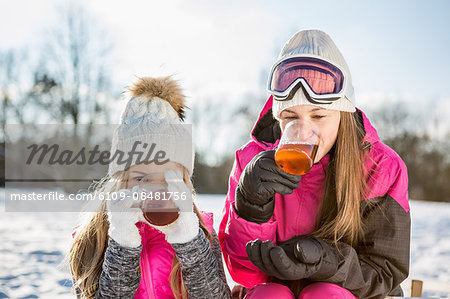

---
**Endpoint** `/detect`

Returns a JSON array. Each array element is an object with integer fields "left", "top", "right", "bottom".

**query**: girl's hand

[
  {"left": 238, "top": 150, "right": 301, "bottom": 205},
  {"left": 106, "top": 185, "right": 145, "bottom": 248},
  {"left": 245, "top": 236, "right": 339, "bottom": 281},
  {"left": 235, "top": 150, "right": 302, "bottom": 223},
  {"left": 148, "top": 170, "right": 199, "bottom": 244}
]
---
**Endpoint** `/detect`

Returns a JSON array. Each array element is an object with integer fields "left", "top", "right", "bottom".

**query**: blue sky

[{"left": 1, "top": 0, "right": 450, "bottom": 112}]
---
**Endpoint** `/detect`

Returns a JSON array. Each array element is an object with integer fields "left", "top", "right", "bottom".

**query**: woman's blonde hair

[
  {"left": 313, "top": 111, "right": 369, "bottom": 247},
  {"left": 68, "top": 166, "right": 211, "bottom": 299}
]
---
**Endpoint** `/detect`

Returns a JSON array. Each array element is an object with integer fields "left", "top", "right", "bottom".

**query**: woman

[
  {"left": 219, "top": 30, "right": 410, "bottom": 299},
  {"left": 69, "top": 76, "right": 231, "bottom": 299}
]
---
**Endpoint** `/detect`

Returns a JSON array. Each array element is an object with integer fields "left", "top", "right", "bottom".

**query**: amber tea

[
  {"left": 141, "top": 193, "right": 180, "bottom": 226},
  {"left": 275, "top": 142, "right": 319, "bottom": 175}
]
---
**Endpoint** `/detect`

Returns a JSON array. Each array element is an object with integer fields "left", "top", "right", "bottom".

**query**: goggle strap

[{"left": 274, "top": 82, "right": 337, "bottom": 105}]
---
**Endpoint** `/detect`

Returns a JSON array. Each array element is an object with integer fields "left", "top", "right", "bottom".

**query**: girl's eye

[
  {"left": 133, "top": 176, "right": 144, "bottom": 181},
  {"left": 312, "top": 115, "right": 325, "bottom": 119},
  {"left": 284, "top": 116, "right": 298, "bottom": 120}
]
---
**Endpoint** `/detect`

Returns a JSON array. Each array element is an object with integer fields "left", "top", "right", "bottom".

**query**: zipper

[{"left": 140, "top": 229, "right": 156, "bottom": 299}]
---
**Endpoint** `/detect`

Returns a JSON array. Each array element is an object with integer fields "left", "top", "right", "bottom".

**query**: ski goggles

[{"left": 267, "top": 55, "right": 348, "bottom": 104}]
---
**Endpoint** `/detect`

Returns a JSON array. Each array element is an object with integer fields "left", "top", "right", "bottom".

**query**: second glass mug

[
  {"left": 136, "top": 171, "right": 180, "bottom": 226},
  {"left": 274, "top": 119, "right": 320, "bottom": 175}
]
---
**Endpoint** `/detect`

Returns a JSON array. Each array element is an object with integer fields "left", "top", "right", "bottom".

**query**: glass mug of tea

[
  {"left": 137, "top": 171, "right": 180, "bottom": 226},
  {"left": 275, "top": 119, "right": 320, "bottom": 175}
]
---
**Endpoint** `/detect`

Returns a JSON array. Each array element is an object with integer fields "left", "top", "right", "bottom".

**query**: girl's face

[
  {"left": 279, "top": 105, "right": 340, "bottom": 163},
  {"left": 126, "top": 161, "right": 184, "bottom": 189}
]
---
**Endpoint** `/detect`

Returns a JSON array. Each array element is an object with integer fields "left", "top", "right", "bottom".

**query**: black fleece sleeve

[{"left": 316, "top": 195, "right": 410, "bottom": 299}]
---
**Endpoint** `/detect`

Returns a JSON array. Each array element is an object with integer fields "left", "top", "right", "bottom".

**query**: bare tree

[
  {"left": 1, "top": 3, "right": 119, "bottom": 190},
  {"left": 0, "top": 48, "right": 38, "bottom": 138},
  {"left": 31, "top": 2, "right": 117, "bottom": 125}
]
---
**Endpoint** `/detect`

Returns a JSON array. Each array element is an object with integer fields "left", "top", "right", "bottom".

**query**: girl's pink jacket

[
  {"left": 134, "top": 211, "right": 214, "bottom": 299},
  {"left": 72, "top": 211, "right": 214, "bottom": 299},
  {"left": 218, "top": 96, "right": 409, "bottom": 294}
]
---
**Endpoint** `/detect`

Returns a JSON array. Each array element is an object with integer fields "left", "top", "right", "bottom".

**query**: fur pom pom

[{"left": 129, "top": 76, "right": 186, "bottom": 120}]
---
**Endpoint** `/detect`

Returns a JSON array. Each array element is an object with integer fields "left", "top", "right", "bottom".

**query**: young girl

[
  {"left": 219, "top": 30, "right": 410, "bottom": 299},
  {"left": 69, "top": 77, "right": 231, "bottom": 299}
]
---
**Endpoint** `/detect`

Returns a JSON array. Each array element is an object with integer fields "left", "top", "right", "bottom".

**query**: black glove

[
  {"left": 235, "top": 150, "right": 301, "bottom": 223},
  {"left": 246, "top": 236, "right": 340, "bottom": 281}
]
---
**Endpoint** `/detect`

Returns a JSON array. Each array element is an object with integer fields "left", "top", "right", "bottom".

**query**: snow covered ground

[{"left": 1, "top": 190, "right": 449, "bottom": 298}]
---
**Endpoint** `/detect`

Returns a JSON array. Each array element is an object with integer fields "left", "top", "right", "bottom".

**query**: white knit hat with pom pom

[{"left": 108, "top": 76, "right": 194, "bottom": 177}]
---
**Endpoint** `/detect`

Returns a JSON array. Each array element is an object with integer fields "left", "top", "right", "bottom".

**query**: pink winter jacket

[
  {"left": 134, "top": 211, "right": 214, "bottom": 299},
  {"left": 218, "top": 96, "right": 410, "bottom": 299},
  {"left": 72, "top": 211, "right": 215, "bottom": 299}
]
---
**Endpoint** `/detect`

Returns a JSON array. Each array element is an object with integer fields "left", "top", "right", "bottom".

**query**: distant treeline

[{"left": 2, "top": 125, "right": 450, "bottom": 203}]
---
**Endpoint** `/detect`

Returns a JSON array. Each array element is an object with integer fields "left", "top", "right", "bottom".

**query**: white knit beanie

[
  {"left": 108, "top": 76, "right": 194, "bottom": 177},
  {"left": 272, "top": 29, "right": 356, "bottom": 120}
]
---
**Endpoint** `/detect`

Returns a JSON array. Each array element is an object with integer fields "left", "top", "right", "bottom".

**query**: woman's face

[
  {"left": 279, "top": 105, "right": 340, "bottom": 163},
  {"left": 126, "top": 161, "right": 184, "bottom": 189}
]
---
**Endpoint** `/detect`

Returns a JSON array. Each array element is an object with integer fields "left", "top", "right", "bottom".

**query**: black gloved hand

[
  {"left": 246, "top": 236, "right": 340, "bottom": 281},
  {"left": 235, "top": 150, "right": 301, "bottom": 223}
]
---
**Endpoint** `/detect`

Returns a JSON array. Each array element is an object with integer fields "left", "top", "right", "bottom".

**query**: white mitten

[
  {"left": 149, "top": 170, "right": 199, "bottom": 244},
  {"left": 106, "top": 185, "right": 145, "bottom": 248}
]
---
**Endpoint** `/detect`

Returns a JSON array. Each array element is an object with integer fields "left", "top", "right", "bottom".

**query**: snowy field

[{"left": 1, "top": 190, "right": 449, "bottom": 298}]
